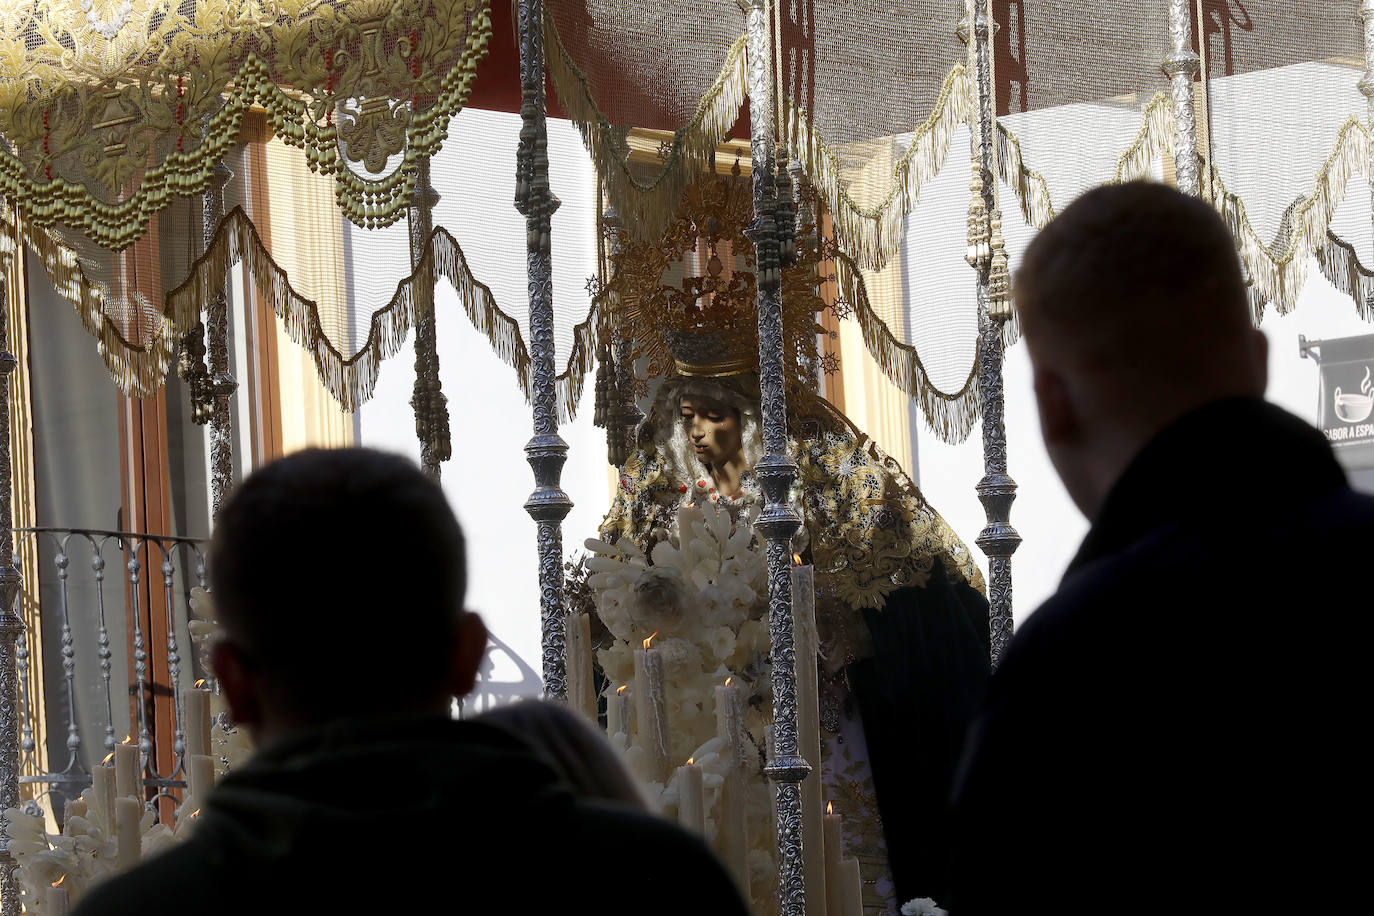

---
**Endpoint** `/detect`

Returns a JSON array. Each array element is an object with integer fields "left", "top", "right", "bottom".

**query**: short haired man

[
  {"left": 73, "top": 448, "right": 748, "bottom": 916},
  {"left": 948, "top": 183, "right": 1373, "bottom": 913}
]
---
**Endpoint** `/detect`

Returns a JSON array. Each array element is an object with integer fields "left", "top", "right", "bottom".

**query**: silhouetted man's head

[
  {"left": 1016, "top": 182, "right": 1268, "bottom": 519},
  {"left": 209, "top": 448, "right": 485, "bottom": 744}
]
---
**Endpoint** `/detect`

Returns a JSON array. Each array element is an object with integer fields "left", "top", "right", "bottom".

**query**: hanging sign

[{"left": 1318, "top": 334, "right": 1374, "bottom": 470}]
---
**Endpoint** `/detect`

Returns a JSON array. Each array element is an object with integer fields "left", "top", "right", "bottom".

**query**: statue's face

[{"left": 679, "top": 396, "right": 743, "bottom": 469}]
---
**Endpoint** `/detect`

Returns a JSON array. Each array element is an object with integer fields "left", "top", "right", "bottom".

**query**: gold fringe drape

[
  {"left": 1213, "top": 118, "right": 1371, "bottom": 321},
  {"left": 788, "top": 65, "right": 974, "bottom": 273},
  {"left": 1315, "top": 230, "right": 1374, "bottom": 323},
  {"left": 164, "top": 207, "right": 533, "bottom": 413}
]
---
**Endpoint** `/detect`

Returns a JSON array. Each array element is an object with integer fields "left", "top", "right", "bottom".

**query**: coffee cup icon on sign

[{"left": 1334, "top": 366, "right": 1374, "bottom": 424}]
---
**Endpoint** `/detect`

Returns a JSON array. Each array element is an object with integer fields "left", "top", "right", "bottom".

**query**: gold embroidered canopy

[
  {"left": 0, "top": 0, "right": 1371, "bottom": 436},
  {"left": 0, "top": 0, "right": 491, "bottom": 244}
]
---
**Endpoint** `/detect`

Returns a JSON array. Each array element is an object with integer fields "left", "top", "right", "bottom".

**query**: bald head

[{"left": 1017, "top": 182, "right": 1267, "bottom": 518}]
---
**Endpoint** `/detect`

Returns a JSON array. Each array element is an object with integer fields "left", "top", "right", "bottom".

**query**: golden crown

[{"left": 603, "top": 160, "right": 827, "bottom": 386}]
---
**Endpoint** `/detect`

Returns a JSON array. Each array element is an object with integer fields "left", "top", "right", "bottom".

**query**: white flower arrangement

[
  {"left": 5, "top": 790, "right": 197, "bottom": 913},
  {"left": 901, "top": 897, "right": 949, "bottom": 916},
  {"left": 586, "top": 503, "right": 782, "bottom": 910}
]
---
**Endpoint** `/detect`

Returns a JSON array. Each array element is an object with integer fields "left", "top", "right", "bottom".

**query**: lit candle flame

[
  {"left": 190, "top": 809, "right": 201, "bottom": 818},
  {"left": 121, "top": 734, "right": 133, "bottom": 745},
  {"left": 101, "top": 751, "right": 114, "bottom": 765},
  {"left": 51, "top": 875, "right": 66, "bottom": 889},
  {"left": 616, "top": 685, "right": 628, "bottom": 695},
  {"left": 194, "top": 678, "right": 206, "bottom": 688},
  {"left": 793, "top": 553, "right": 802, "bottom": 565},
  {"left": 725, "top": 676, "right": 732, "bottom": 687},
  {"left": 827, "top": 801, "right": 833, "bottom": 815},
  {"left": 687, "top": 757, "right": 695, "bottom": 766},
  {"left": 643, "top": 631, "right": 659, "bottom": 650}
]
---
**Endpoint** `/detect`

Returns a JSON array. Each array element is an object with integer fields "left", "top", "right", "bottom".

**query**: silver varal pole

[
  {"left": 1165, "top": 0, "right": 1201, "bottom": 196},
  {"left": 203, "top": 164, "right": 239, "bottom": 518},
  {"left": 741, "top": 1, "right": 809, "bottom": 914},
  {"left": 515, "top": 0, "right": 572, "bottom": 701},
  {"left": 1360, "top": 0, "right": 1374, "bottom": 238},
  {"left": 0, "top": 272, "right": 24, "bottom": 916},
  {"left": 408, "top": 156, "right": 451, "bottom": 480},
  {"left": 966, "top": 0, "right": 1021, "bottom": 669}
]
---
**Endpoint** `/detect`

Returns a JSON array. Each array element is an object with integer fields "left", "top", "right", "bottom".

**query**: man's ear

[
  {"left": 447, "top": 612, "right": 489, "bottom": 699},
  {"left": 210, "top": 640, "right": 263, "bottom": 731},
  {"left": 1033, "top": 368, "right": 1078, "bottom": 446}
]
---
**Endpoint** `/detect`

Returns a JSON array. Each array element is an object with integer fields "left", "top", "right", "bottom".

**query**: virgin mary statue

[{"left": 586, "top": 168, "right": 989, "bottom": 910}]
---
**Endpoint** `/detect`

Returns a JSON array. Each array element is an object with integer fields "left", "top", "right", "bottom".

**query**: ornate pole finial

[{"left": 516, "top": 0, "right": 573, "bottom": 702}]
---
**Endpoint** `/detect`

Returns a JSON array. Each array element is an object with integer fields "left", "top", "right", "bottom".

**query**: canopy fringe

[
  {"left": 1315, "top": 230, "right": 1374, "bottom": 323},
  {"left": 0, "top": 199, "right": 177, "bottom": 398},
  {"left": 1214, "top": 117, "right": 1370, "bottom": 322},
  {"left": 834, "top": 252, "right": 980, "bottom": 444},
  {"left": 791, "top": 65, "right": 973, "bottom": 273},
  {"left": 165, "top": 206, "right": 530, "bottom": 412}
]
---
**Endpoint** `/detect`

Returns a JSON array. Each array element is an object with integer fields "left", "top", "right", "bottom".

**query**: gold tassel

[
  {"left": 987, "top": 209, "right": 1012, "bottom": 323},
  {"left": 966, "top": 151, "right": 990, "bottom": 269}
]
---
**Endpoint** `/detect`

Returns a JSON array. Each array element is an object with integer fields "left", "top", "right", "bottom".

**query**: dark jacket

[
  {"left": 948, "top": 398, "right": 1373, "bottom": 914},
  {"left": 72, "top": 715, "right": 749, "bottom": 915}
]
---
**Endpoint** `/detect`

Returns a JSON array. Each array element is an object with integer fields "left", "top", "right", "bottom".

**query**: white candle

[
  {"left": 676, "top": 760, "right": 705, "bottom": 834},
  {"left": 633, "top": 633, "right": 669, "bottom": 781},
  {"left": 606, "top": 685, "right": 630, "bottom": 738},
  {"left": 824, "top": 803, "right": 845, "bottom": 916},
  {"left": 566, "top": 613, "right": 598, "bottom": 722},
  {"left": 840, "top": 857, "right": 862, "bottom": 916},
  {"left": 792, "top": 563, "right": 827, "bottom": 915},
  {"left": 115, "top": 796, "right": 142, "bottom": 870},
  {"left": 114, "top": 744, "right": 139, "bottom": 799},
  {"left": 91, "top": 764, "right": 116, "bottom": 838},
  {"left": 182, "top": 688, "right": 211, "bottom": 759},
  {"left": 715, "top": 678, "right": 750, "bottom": 895},
  {"left": 45, "top": 883, "right": 68, "bottom": 916},
  {"left": 187, "top": 754, "right": 216, "bottom": 807}
]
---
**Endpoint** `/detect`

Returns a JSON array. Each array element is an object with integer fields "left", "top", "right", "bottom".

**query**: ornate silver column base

[
  {"left": 516, "top": 0, "right": 572, "bottom": 701},
  {"left": 202, "top": 163, "right": 238, "bottom": 518},
  {"left": 0, "top": 275, "right": 24, "bottom": 916}
]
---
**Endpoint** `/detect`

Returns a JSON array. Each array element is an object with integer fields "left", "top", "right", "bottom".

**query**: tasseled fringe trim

[
  {"left": 1315, "top": 230, "right": 1374, "bottom": 323},
  {"left": 0, "top": 199, "right": 176, "bottom": 398},
  {"left": 834, "top": 253, "right": 980, "bottom": 444},
  {"left": 556, "top": 296, "right": 603, "bottom": 423},
  {"left": 791, "top": 65, "right": 973, "bottom": 273},
  {"left": 996, "top": 122, "right": 1054, "bottom": 230},
  {"left": 1114, "top": 93, "right": 1174, "bottom": 183},
  {"left": 998, "top": 92, "right": 1173, "bottom": 235},
  {"left": 164, "top": 206, "right": 532, "bottom": 413},
  {"left": 1213, "top": 117, "right": 1370, "bottom": 322},
  {"left": 544, "top": 10, "right": 747, "bottom": 244}
]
